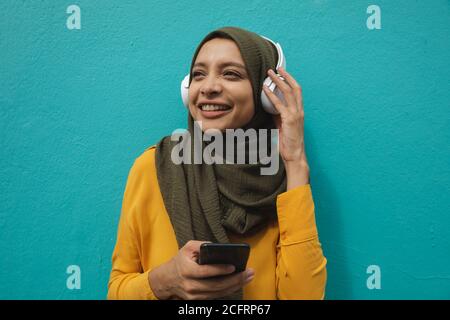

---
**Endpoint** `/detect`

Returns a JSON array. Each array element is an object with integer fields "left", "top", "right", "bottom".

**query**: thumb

[{"left": 184, "top": 240, "right": 212, "bottom": 253}]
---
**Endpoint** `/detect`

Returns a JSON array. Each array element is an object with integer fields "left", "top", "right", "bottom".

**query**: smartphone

[{"left": 198, "top": 243, "right": 250, "bottom": 273}]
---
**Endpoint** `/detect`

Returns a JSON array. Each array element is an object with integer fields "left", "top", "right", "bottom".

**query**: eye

[
  {"left": 192, "top": 71, "right": 204, "bottom": 79},
  {"left": 224, "top": 70, "right": 242, "bottom": 79}
]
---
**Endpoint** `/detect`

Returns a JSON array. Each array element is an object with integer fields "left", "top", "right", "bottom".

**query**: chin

[{"left": 200, "top": 120, "right": 229, "bottom": 132}]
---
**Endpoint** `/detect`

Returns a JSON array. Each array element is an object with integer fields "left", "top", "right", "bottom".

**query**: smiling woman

[
  {"left": 107, "top": 26, "right": 327, "bottom": 300},
  {"left": 188, "top": 39, "right": 254, "bottom": 131}
]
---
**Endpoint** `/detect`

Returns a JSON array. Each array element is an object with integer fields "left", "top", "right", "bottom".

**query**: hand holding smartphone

[{"left": 198, "top": 243, "right": 250, "bottom": 273}]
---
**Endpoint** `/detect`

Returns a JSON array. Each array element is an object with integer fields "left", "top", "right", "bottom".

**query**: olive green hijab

[{"left": 155, "top": 26, "right": 287, "bottom": 300}]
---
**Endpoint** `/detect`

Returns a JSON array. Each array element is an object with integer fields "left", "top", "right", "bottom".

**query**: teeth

[{"left": 201, "top": 104, "right": 230, "bottom": 111}]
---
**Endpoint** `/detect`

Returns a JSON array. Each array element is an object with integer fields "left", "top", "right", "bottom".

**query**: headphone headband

[{"left": 259, "top": 35, "right": 286, "bottom": 71}]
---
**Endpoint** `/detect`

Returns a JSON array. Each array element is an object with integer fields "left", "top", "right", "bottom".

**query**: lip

[
  {"left": 197, "top": 101, "right": 231, "bottom": 108},
  {"left": 199, "top": 108, "right": 232, "bottom": 119},
  {"left": 197, "top": 101, "right": 233, "bottom": 119}
]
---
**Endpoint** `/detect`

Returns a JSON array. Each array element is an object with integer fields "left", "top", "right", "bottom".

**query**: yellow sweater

[{"left": 107, "top": 146, "right": 327, "bottom": 300}]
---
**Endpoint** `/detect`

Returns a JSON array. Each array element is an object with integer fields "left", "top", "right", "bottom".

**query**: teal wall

[{"left": 1, "top": 0, "right": 449, "bottom": 299}]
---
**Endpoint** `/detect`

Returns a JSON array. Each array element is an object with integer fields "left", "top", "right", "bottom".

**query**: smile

[
  {"left": 199, "top": 104, "right": 232, "bottom": 111},
  {"left": 198, "top": 104, "right": 232, "bottom": 119}
]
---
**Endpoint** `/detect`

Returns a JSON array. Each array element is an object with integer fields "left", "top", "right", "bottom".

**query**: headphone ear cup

[
  {"left": 261, "top": 76, "right": 285, "bottom": 115},
  {"left": 180, "top": 74, "right": 190, "bottom": 108}
]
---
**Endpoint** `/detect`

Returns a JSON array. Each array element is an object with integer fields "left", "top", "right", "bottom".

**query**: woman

[{"left": 107, "top": 26, "right": 327, "bottom": 300}]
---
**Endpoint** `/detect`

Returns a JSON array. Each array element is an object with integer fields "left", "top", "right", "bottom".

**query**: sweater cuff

[
  {"left": 138, "top": 271, "right": 159, "bottom": 300},
  {"left": 276, "top": 184, "right": 318, "bottom": 245}
]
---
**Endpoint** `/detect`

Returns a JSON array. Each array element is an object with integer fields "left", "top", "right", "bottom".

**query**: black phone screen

[{"left": 198, "top": 243, "right": 250, "bottom": 273}]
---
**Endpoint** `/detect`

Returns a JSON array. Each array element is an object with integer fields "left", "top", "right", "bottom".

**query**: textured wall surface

[{"left": 0, "top": 0, "right": 449, "bottom": 299}]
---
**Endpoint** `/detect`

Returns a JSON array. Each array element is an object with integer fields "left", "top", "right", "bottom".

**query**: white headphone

[{"left": 180, "top": 34, "right": 286, "bottom": 115}]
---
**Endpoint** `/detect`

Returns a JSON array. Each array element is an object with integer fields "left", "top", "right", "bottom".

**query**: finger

[
  {"left": 187, "top": 261, "right": 236, "bottom": 279},
  {"left": 262, "top": 84, "right": 287, "bottom": 116},
  {"left": 186, "top": 273, "right": 240, "bottom": 294},
  {"left": 209, "top": 272, "right": 255, "bottom": 299},
  {"left": 183, "top": 240, "right": 210, "bottom": 252},
  {"left": 193, "top": 269, "right": 254, "bottom": 298},
  {"left": 267, "top": 69, "right": 298, "bottom": 110},
  {"left": 194, "top": 268, "right": 253, "bottom": 293},
  {"left": 182, "top": 240, "right": 212, "bottom": 260},
  {"left": 277, "top": 67, "right": 303, "bottom": 113}
]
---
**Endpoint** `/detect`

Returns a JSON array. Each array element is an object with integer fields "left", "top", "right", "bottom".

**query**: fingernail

[
  {"left": 246, "top": 269, "right": 254, "bottom": 277},
  {"left": 228, "top": 265, "right": 236, "bottom": 273}
]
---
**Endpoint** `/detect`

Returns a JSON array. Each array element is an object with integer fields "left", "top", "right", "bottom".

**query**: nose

[{"left": 200, "top": 75, "right": 222, "bottom": 96}]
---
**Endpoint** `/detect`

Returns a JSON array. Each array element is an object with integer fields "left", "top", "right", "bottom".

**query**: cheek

[
  {"left": 187, "top": 86, "right": 199, "bottom": 117},
  {"left": 229, "top": 82, "right": 253, "bottom": 107},
  {"left": 238, "top": 91, "right": 255, "bottom": 119}
]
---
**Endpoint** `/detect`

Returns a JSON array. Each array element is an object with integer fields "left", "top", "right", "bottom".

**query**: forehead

[{"left": 194, "top": 38, "right": 245, "bottom": 66}]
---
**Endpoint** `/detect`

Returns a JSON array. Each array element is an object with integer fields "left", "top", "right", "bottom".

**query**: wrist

[
  {"left": 284, "top": 156, "right": 309, "bottom": 174},
  {"left": 284, "top": 159, "right": 310, "bottom": 190},
  {"left": 148, "top": 259, "right": 176, "bottom": 300}
]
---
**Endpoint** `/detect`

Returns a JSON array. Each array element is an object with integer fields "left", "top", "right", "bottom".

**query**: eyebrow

[{"left": 193, "top": 61, "right": 247, "bottom": 71}]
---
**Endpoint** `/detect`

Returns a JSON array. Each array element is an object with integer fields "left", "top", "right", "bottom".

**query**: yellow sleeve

[
  {"left": 275, "top": 184, "right": 327, "bottom": 300},
  {"left": 107, "top": 157, "right": 159, "bottom": 300}
]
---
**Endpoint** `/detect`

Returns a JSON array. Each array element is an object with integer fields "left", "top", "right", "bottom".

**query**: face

[{"left": 188, "top": 38, "right": 255, "bottom": 132}]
